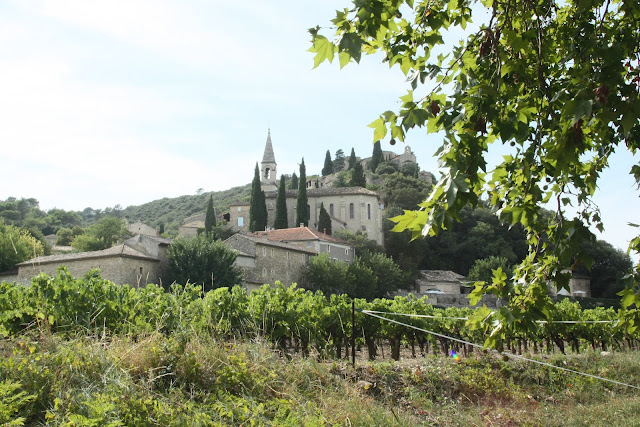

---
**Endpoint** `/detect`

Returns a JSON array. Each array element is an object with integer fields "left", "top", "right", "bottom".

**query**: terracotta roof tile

[{"left": 254, "top": 227, "right": 349, "bottom": 244}]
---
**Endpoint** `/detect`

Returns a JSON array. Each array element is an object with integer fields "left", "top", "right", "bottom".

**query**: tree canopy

[
  {"left": 310, "top": 0, "right": 640, "bottom": 341},
  {"left": 0, "top": 219, "right": 44, "bottom": 271},
  {"left": 71, "top": 217, "right": 130, "bottom": 252},
  {"left": 205, "top": 195, "right": 215, "bottom": 237},
  {"left": 166, "top": 235, "right": 243, "bottom": 292},
  {"left": 349, "top": 162, "right": 367, "bottom": 187},
  {"left": 317, "top": 202, "right": 332, "bottom": 235}
]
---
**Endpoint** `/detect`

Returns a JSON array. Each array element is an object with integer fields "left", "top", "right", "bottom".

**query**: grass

[{"left": 1, "top": 332, "right": 639, "bottom": 426}]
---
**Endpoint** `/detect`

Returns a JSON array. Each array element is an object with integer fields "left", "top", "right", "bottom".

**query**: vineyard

[
  {"left": 1, "top": 268, "right": 638, "bottom": 359},
  {"left": 2, "top": 268, "right": 640, "bottom": 425}
]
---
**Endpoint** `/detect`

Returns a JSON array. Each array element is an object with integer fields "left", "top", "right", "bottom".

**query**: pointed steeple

[
  {"left": 262, "top": 129, "right": 276, "bottom": 164},
  {"left": 260, "top": 129, "right": 278, "bottom": 192}
]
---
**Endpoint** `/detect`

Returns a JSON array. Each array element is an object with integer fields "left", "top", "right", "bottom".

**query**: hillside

[{"left": 121, "top": 183, "right": 251, "bottom": 236}]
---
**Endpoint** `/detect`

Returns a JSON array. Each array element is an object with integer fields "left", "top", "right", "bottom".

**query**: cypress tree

[
  {"left": 249, "top": 163, "right": 265, "bottom": 232},
  {"left": 290, "top": 172, "right": 298, "bottom": 190},
  {"left": 348, "top": 147, "right": 357, "bottom": 170},
  {"left": 317, "top": 202, "right": 332, "bottom": 235},
  {"left": 322, "top": 150, "right": 333, "bottom": 176},
  {"left": 350, "top": 162, "right": 367, "bottom": 187},
  {"left": 258, "top": 190, "right": 267, "bottom": 231},
  {"left": 370, "top": 140, "right": 384, "bottom": 171},
  {"left": 296, "top": 158, "right": 308, "bottom": 227},
  {"left": 205, "top": 194, "right": 215, "bottom": 237},
  {"left": 274, "top": 174, "right": 288, "bottom": 229}
]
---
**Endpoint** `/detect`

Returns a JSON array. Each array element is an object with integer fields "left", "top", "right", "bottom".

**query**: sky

[{"left": 1, "top": 0, "right": 638, "bottom": 255}]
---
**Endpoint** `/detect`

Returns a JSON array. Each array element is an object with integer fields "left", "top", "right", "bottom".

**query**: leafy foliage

[
  {"left": 349, "top": 162, "right": 367, "bottom": 187},
  {"left": 0, "top": 219, "right": 44, "bottom": 271},
  {"left": 274, "top": 175, "right": 288, "bottom": 229},
  {"left": 317, "top": 202, "right": 332, "bottom": 235},
  {"left": 369, "top": 140, "right": 384, "bottom": 171},
  {"left": 296, "top": 158, "right": 309, "bottom": 227},
  {"left": 166, "top": 235, "right": 243, "bottom": 292},
  {"left": 249, "top": 163, "right": 267, "bottom": 232},
  {"left": 71, "top": 217, "right": 130, "bottom": 252},
  {"left": 311, "top": 0, "right": 640, "bottom": 338},
  {"left": 204, "top": 195, "right": 215, "bottom": 237},
  {"left": 289, "top": 172, "right": 298, "bottom": 190},
  {"left": 333, "top": 149, "right": 346, "bottom": 172},
  {"left": 322, "top": 150, "right": 334, "bottom": 176}
]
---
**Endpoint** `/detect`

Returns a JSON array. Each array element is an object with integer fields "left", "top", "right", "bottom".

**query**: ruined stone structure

[{"left": 223, "top": 233, "right": 316, "bottom": 292}]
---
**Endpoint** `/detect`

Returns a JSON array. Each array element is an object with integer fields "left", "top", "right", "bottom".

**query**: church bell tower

[{"left": 261, "top": 129, "right": 278, "bottom": 192}]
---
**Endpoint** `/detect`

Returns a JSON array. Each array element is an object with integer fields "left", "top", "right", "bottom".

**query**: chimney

[
  {"left": 300, "top": 223, "right": 304, "bottom": 228},
  {"left": 323, "top": 228, "right": 326, "bottom": 235}
]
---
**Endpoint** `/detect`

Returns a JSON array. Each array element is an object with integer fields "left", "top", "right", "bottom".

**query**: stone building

[
  {"left": 178, "top": 213, "right": 206, "bottom": 237},
  {"left": 253, "top": 226, "right": 355, "bottom": 263},
  {"left": 127, "top": 221, "right": 159, "bottom": 237},
  {"left": 228, "top": 201, "right": 250, "bottom": 231},
  {"left": 547, "top": 271, "right": 592, "bottom": 298},
  {"left": 228, "top": 131, "right": 385, "bottom": 246},
  {"left": 415, "top": 270, "right": 467, "bottom": 295},
  {"left": 223, "top": 233, "right": 316, "bottom": 292},
  {"left": 8, "top": 234, "right": 172, "bottom": 287}
]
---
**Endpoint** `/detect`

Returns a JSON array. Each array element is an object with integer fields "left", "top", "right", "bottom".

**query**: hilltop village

[{"left": 1, "top": 131, "right": 597, "bottom": 305}]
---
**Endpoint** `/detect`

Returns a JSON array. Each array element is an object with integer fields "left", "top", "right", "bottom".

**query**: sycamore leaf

[
  {"left": 368, "top": 117, "right": 387, "bottom": 141},
  {"left": 308, "top": 36, "right": 335, "bottom": 68}
]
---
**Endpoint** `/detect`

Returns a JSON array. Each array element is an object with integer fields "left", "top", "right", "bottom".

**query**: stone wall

[
  {"left": 15, "top": 256, "right": 161, "bottom": 288},
  {"left": 228, "top": 203, "right": 250, "bottom": 232},
  {"left": 252, "top": 241, "right": 310, "bottom": 287}
]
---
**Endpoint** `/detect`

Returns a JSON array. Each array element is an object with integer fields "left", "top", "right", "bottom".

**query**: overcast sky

[{"left": 1, "top": 0, "right": 638, "bottom": 255}]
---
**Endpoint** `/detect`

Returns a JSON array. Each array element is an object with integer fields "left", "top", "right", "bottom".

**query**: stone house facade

[
  {"left": 415, "top": 270, "right": 467, "bottom": 295},
  {"left": 264, "top": 187, "right": 384, "bottom": 246},
  {"left": 8, "top": 234, "right": 172, "bottom": 287},
  {"left": 359, "top": 145, "right": 417, "bottom": 171},
  {"left": 228, "top": 202, "right": 250, "bottom": 232},
  {"left": 253, "top": 226, "right": 355, "bottom": 263},
  {"left": 13, "top": 245, "right": 161, "bottom": 287},
  {"left": 223, "top": 233, "right": 316, "bottom": 292}
]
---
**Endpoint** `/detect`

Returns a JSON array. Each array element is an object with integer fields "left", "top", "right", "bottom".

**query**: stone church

[{"left": 228, "top": 131, "right": 385, "bottom": 246}]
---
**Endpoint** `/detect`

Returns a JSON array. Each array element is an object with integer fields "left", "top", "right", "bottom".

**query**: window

[
  {"left": 238, "top": 217, "right": 244, "bottom": 227},
  {"left": 345, "top": 249, "right": 349, "bottom": 255},
  {"left": 271, "top": 248, "right": 274, "bottom": 257},
  {"left": 307, "top": 204, "right": 311, "bottom": 220},
  {"left": 287, "top": 251, "right": 290, "bottom": 260},
  {"left": 367, "top": 204, "right": 371, "bottom": 220},
  {"left": 237, "top": 206, "right": 242, "bottom": 212},
  {"left": 268, "top": 203, "right": 274, "bottom": 210},
  {"left": 262, "top": 268, "right": 267, "bottom": 278},
  {"left": 349, "top": 203, "right": 354, "bottom": 219},
  {"left": 329, "top": 203, "right": 334, "bottom": 216},
  {"left": 263, "top": 247, "right": 267, "bottom": 256}
]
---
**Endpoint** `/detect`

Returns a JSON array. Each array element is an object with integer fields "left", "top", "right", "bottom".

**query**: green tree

[
  {"left": 296, "top": 158, "right": 308, "bottom": 227},
  {"left": 577, "top": 239, "right": 633, "bottom": 298},
  {"left": 349, "top": 162, "right": 366, "bottom": 187},
  {"left": 0, "top": 219, "right": 44, "bottom": 271},
  {"left": 322, "top": 150, "right": 334, "bottom": 176},
  {"left": 467, "top": 256, "right": 514, "bottom": 285},
  {"left": 167, "top": 234, "right": 243, "bottom": 292},
  {"left": 332, "top": 171, "right": 349, "bottom": 188},
  {"left": 274, "top": 174, "right": 288, "bottom": 229},
  {"left": 359, "top": 250, "right": 409, "bottom": 297},
  {"left": 348, "top": 148, "right": 357, "bottom": 170},
  {"left": 333, "top": 149, "right": 346, "bottom": 172},
  {"left": 304, "top": 253, "right": 349, "bottom": 295},
  {"left": 204, "top": 195, "right": 215, "bottom": 237},
  {"left": 317, "top": 202, "right": 332, "bottom": 235},
  {"left": 290, "top": 172, "right": 298, "bottom": 190},
  {"left": 249, "top": 163, "right": 267, "bottom": 232},
  {"left": 369, "top": 140, "right": 383, "bottom": 171},
  {"left": 71, "top": 217, "right": 130, "bottom": 252},
  {"left": 56, "top": 226, "right": 84, "bottom": 246},
  {"left": 310, "top": 0, "right": 640, "bottom": 339}
]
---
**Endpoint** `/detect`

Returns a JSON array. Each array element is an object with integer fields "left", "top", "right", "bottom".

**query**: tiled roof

[
  {"left": 223, "top": 233, "right": 317, "bottom": 256},
  {"left": 417, "top": 270, "right": 465, "bottom": 282},
  {"left": 265, "top": 186, "right": 379, "bottom": 198},
  {"left": 17, "top": 244, "right": 159, "bottom": 266},
  {"left": 254, "top": 227, "right": 349, "bottom": 244}
]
